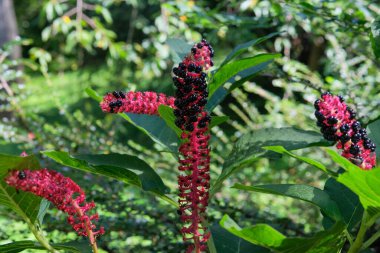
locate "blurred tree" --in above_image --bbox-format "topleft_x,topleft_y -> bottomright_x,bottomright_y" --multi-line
0,0 -> 20,59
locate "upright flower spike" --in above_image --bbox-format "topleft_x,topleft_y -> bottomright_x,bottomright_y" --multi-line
5,169 -> 104,249
314,92 -> 376,170
100,91 -> 175,115
173,39 -> 213,253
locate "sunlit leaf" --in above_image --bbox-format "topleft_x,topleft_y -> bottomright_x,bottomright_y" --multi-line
220,215 -> 346,253
221,32 -> 280,66
208,53 -> 280,96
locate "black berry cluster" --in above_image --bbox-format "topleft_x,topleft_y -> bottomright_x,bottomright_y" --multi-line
173,39 -> 213,132
314,92 -> 376,169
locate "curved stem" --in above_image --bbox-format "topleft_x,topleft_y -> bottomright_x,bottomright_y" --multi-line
26,217 -> 59,253
348,212 -> 369,253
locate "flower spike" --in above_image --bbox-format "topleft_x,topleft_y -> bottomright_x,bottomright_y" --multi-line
173,39 -> 213,252
5,169 -> 104,246
314,92 -> 376,170
100,91 -> 175,115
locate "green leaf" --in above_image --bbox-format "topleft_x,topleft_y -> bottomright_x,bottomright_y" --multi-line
220,215 -> 346,253
85,87 -> 102,102
211,223 -> 270,253
158,105 -> 182,137
264,146 -> 334,175
36,199 -> 50,225
210,116 -> 229,128
206,86 -> 228,112
167,38 -> 193,63
0,142 -> 24,155
370,17 -> 380,58
0,240 -> 90,253
227,60 -> 275,92
233,184 -> 342,222
325,149 -> 358,172
100,7 -> 112,24
85,87 -> 179,152
126,113 -> 179,152
367,118 -> 380,159
325,150 -> 380,217
41,151 -> 177,207
211,128 -> 329,195
335,165 -> 380,217
322,177 -> 363,231
220,215 -> 286,248
208,53 -> 281,96
0,153 -> 42,224
220,32 -> 280,66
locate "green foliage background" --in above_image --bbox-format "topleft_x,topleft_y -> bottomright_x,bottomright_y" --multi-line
0,0 -> 379,252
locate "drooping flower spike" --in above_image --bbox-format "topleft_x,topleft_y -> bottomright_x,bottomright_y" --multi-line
314,92 -> 376,170
100,91 -> 175,115
5,169 -> 104,247
173,39 -> 213,253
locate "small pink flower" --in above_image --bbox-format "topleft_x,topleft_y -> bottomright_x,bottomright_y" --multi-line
314,92 -> 376,170
5,169 -> 104,244
100,91 -> 175,115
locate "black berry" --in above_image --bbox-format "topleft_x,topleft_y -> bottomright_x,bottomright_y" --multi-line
350,144 -> 360,155
340,124 -> 350,133
315,111 -> 325,122
185,123 -> 194,131
327,116 -> 338,125
351,133 -> 362,143
18,171 -> 26,180
352,121 -> 361,132
340,134 -> 350,143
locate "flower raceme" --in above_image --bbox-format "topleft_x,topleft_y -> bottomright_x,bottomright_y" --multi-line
99,39 -> 214,252
173,39 -> 213,253
314,92 -> 376,169
5,169 -> 104,246
100,91 -> 175,115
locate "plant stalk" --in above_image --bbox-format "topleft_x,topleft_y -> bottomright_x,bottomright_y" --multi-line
201,218 -> 217,253
347,212 -> 369,253
362,229 -> 380,250
23,214 -> 59,253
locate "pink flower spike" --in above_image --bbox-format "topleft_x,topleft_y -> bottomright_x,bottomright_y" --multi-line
100,90 -> 175,115
5,169 -> 104,245
314,92 -> 376,170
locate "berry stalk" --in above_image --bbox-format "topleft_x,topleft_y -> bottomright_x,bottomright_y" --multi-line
173,39 -> 214,253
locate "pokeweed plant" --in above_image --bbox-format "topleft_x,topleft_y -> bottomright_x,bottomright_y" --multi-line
0,35 -> 380,253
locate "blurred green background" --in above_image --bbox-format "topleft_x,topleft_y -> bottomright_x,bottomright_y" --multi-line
0,0 -> 379,252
